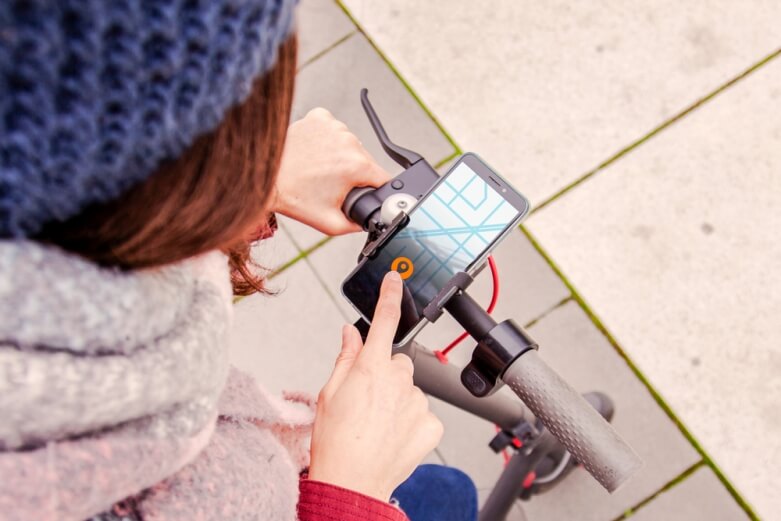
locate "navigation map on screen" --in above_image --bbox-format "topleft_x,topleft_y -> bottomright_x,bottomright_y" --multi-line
343,161 -> 520,341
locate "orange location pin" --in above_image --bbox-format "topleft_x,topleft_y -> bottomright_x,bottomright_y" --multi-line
390,256 -> 414,280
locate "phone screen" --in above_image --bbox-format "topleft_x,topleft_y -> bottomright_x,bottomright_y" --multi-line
342,159 -> 525,344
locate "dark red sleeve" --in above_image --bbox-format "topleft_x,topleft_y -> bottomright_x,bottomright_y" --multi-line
298,479 -> 409,521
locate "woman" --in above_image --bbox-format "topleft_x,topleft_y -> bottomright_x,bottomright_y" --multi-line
0,1 -> 477,520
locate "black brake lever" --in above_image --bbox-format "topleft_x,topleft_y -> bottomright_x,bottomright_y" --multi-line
342,89 -> 441,230
360,88 -> 422,169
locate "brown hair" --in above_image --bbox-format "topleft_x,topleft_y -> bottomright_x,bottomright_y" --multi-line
37,36 -> 298,295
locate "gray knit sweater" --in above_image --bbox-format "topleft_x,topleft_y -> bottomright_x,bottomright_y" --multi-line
0,241 -> 314,520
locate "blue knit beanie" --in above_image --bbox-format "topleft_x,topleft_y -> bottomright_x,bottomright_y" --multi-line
0,0 -> 296,238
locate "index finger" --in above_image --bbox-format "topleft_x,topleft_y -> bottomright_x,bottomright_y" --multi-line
360,271 -> 403,362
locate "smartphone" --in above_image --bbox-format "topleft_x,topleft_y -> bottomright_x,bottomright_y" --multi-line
341,153 -> 530,346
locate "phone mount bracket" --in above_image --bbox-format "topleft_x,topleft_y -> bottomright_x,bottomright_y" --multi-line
359,211 -> 410,261
422,272 -> 474,323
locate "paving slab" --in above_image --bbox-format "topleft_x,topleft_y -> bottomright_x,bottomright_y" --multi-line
427,393 -> 511,491
424,301 -> 698,519
229,257 -> 346,396
340,0 -> 781,205
421,450 -> 444,466
278,214 -> 327,254
292,32 -> 455,177
631,466 -> 749,521
525,56 -> 781,518
506,503 -> 528,521
296,0 -> 354,66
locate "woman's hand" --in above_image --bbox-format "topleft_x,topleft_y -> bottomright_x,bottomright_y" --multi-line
273,108 -> 391,235
308,272 -> 444,501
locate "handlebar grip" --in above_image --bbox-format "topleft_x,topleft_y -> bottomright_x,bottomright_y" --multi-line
502,350 -> 642,492
342,186 -> 382,228
342,187 -> 373,219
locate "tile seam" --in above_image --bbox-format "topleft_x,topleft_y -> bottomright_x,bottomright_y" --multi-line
612,461 -> 705,520
532,47 -> 781,215
297,31 -> 357,72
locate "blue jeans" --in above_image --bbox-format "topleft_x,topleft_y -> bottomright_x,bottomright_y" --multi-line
392,464 -> 478,521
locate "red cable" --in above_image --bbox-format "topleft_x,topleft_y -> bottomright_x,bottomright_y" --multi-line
435,255 -> 499,362
432,256 -> 512,470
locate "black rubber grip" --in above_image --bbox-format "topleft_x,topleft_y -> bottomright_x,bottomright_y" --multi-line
342,186 -> 376,226
502,350 -> 642,492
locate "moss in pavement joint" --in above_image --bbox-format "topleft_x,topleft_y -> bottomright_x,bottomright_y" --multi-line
264,235 -> 333,281
335,0 -> 463,157
519,225 -> 760,520
523,296 -> 573,330
532,47 -> 781,215
268,251 -> 306,280
434,150 -> 462,169
297,30 -> 357,72
613,461 -> 705,520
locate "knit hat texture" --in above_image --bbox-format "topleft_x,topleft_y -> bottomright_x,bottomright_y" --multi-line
0,0 -> 296,237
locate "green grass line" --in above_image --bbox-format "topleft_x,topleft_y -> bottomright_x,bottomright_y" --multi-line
268,251 -> 306,280
523,296 -> 573,330
519,225 -> 760,520
434,150 -> 461,169
532,46 -> 781,215
335,0 -> 463,157
613,461 -> 705,520
269,235 -> 333,279
297,30 -> 357,72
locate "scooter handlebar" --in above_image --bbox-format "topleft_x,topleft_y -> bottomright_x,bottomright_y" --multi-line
342,186 -> 376,226
502,350 -> 643,492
